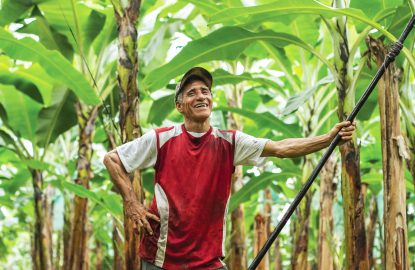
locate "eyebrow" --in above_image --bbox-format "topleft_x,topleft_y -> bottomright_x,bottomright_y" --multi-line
185,86 -> 210,94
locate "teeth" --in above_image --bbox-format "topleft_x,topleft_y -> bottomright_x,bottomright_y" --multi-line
195,104 -> 207,108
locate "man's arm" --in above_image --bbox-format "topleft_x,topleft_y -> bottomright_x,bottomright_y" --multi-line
261,121 -> 356,158
103,150 -> 159,235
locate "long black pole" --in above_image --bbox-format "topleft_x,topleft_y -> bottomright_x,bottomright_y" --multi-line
248,14 -> 415,270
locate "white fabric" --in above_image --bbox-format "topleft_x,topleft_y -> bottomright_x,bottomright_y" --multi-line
116,130 -> 157,173
234,131 -> 269,167
116,126 -> 270,173
211,128 -> 233,145
154,183 -> 169,267
159,125 -> 183,148
187,131 -> 206,138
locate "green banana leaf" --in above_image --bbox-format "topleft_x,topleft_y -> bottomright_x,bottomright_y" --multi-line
7,169 -> 31,194
209,0 -> 415,73
210,0 -> 371,26
213,106 -> 301,139
0,84 -> 43,142
147,93 -> 175,126
0,28 -> 100,105
350,0 -> 398,32
143,26 -> 329,92
0,64 -> 53,107
179,0 -> 228,15
62,181 -> 122,222
38,0 -> 106,55
211,69 -> 285,96
229,172 -> 298,212
361,172 -> 383,194
36,86 -> 78,149
282,75 -> 334,116
0,0 -> 38,27
17,16 -> 74,61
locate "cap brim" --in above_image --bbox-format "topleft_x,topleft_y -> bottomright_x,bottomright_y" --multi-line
175,67 -> 213,101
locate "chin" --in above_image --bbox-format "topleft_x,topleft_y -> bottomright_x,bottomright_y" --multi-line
193,112 -> 211,122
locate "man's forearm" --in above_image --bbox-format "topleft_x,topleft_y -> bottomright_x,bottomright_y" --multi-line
262,134 -> 330,158
104,150 -> 159,234
103,150 -> 139,204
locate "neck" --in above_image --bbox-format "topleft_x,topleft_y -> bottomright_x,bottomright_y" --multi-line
184,118 -> 210,133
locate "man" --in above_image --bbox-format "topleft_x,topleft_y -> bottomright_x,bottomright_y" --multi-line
103,67 -> 356,270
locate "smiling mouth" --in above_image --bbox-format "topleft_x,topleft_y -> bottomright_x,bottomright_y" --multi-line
194,104 -> 208,108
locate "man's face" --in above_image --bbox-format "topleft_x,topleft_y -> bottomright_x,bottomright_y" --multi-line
175,80 -> 213,121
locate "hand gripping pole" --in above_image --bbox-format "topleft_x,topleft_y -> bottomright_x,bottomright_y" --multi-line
248,14 -> 415,270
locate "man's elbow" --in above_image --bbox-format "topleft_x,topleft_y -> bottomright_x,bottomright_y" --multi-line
103,150 -> 118,168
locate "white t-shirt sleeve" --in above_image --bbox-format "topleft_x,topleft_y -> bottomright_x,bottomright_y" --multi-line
234,131 -> 270,167
116,130 -> 157,173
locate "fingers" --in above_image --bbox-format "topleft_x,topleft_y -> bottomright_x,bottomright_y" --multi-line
337,120 -> 356,127
133,215 -> 158,236
146,213 -> 160,223
132,220 -> 140,235
142,219 -> 153,236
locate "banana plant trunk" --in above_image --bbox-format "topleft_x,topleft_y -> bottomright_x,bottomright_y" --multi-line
63,196 -> 73,267
274,236 -> 282,270
113,0 -> 143,269
318,151 -> 337,270
105,131 -> 125,270
67,102 -> 99,270
32,169 -> 53,270
323,1 -> 369,268
96,240 -> 103,270
366,35 -> 409,270
399,39 -> 415,188
253,213 -> 267,270
367,192 -> 378,270
228,165 -> 247,270
291,156 -> 312,270
113,221 -> 125,269
263,188 -> 272,270
227,96 -> 247,270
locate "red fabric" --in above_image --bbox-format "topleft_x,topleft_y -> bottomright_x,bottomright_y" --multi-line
139,125 -> 235,269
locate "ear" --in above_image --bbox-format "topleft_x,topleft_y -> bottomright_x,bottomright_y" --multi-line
175,101 -> 184,114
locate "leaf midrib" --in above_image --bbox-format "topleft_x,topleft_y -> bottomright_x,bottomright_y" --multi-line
18,92 -> 33,143
0,34 -> 94,104
188,0 -> 221,12
42,89 -> 70,160
230,172 -> 300,210
211,6 -> 365,23
16,69 -> 53,90
214,106 -> 299,138
146,33 -> 307,89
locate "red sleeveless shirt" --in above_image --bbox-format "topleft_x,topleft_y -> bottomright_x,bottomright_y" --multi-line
138,125 -> 236,270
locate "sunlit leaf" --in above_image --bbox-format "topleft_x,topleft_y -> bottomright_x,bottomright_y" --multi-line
36,86 -> 78,148
0,84 -> 43,142
282,75 -> 334,116
144,27 -> 325,92
361,172 -> 383,194
0,64 -> 53,107
213,106 -> 301,139
229,172 -> 298,212
0,28 -> 100,105
147,93 -> 175,126
62,181 -> 121,222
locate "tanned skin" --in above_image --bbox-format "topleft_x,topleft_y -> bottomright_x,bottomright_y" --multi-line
104,80 -> 356,235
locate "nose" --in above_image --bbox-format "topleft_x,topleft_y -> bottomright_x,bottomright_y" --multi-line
195,90 -> 206,100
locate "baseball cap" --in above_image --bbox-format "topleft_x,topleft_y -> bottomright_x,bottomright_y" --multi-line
174,67 -> 213,102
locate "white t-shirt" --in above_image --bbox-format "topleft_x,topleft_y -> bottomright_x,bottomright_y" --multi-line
117,126 -> 270,173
